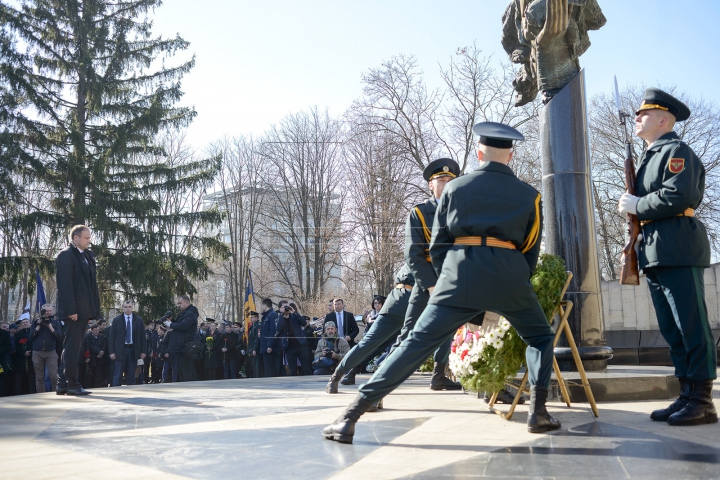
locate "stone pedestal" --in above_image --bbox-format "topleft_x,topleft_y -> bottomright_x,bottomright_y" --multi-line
540,69 -> 613,371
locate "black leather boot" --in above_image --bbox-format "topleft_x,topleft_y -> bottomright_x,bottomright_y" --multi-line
340,365 -> 359,385
322,394 -> 373,444
667,380 -> 718,426
651,377 -> 692,421
484,388 -> 524,404
430,362 -> 462,390
326,370 -> 340,394
527,385 -> 561,433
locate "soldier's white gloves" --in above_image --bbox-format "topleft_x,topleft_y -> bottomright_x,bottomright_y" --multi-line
618,193 -> 639,215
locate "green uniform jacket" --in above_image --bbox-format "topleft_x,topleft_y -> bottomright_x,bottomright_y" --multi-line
248,321 -> 261,354
429,161 -> 542,310
404,197 -> 438,302
635,132 -> 710,269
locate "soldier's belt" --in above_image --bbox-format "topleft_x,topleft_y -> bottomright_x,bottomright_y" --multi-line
640,208 -> 695,226
454,236 -> 517,250
395,283 -> 413,291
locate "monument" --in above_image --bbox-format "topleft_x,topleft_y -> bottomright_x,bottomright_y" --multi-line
502,0 -> 613,370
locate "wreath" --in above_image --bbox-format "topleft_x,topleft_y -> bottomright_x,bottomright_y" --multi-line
449,254 -> 568,393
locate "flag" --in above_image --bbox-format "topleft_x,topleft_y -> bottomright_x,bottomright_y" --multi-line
243,270 -> 256,342
35,270 -> 47,316
18,300 -> 31,322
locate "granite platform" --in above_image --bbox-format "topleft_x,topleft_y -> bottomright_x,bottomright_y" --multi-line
1,371 -> 719,479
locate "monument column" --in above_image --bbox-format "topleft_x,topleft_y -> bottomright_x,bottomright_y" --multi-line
501,0 -> 612,370
540,69 -> 613,371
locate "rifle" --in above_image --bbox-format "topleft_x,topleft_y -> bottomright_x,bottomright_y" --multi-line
615,76 -> 641,285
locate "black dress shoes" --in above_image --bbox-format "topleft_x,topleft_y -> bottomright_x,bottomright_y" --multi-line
66,388 -> 92,396
56,387 -> 67,395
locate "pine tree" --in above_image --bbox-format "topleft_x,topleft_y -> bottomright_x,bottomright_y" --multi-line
1,0 -> 227,318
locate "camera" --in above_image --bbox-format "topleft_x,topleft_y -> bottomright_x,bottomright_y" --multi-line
38,309 -> 54,325
157,310 -> 173,322
324,347 -> 335,358
282,306 -> 291,312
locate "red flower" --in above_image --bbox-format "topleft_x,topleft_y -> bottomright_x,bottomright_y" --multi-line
84,350 -> 91,359
451,344 -> 457,353
460,350 -> 468,361
19,338 -> 28,345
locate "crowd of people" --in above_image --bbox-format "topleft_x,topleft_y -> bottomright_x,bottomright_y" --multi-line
0,293 -> 388,396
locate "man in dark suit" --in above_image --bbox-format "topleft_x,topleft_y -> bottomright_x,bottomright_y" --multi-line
165,295 -> 199,382
108,301 -> 147,386
56,225 -> 102,396
331,299 -> 358,347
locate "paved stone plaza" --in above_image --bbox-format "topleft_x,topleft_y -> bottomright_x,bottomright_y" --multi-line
1,372 -> 719,479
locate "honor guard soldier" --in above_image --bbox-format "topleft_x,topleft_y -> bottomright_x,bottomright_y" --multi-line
618,88 -> 717,426
323,122 -> 559,444
326,264 -> 415,406
389,158 -> 462,391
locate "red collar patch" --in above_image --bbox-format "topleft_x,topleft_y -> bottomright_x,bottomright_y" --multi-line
669,158 -> 685,174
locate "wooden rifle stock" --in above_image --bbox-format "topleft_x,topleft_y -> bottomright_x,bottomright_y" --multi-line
620,141 -> 641,285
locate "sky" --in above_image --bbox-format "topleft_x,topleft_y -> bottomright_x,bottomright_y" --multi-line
150,0 -> 720,151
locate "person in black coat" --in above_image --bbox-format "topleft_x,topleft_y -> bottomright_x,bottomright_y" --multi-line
157,326 -> 172,383
220,323 -> 238,379
108,301 -> 147,386
276,304 -> 310,376
0,326 -> 11,397
164,295 -> 199,382
56,225 -> 102,396
83,325 -> 108,388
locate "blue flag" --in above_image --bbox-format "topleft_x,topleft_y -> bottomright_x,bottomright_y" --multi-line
35,269 -> 46,315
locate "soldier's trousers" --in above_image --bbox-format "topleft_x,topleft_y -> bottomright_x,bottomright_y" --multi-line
391,292 -> 452,364
645,266 -> 717,381
335,311 -> 404,377
359,303 -> 555,404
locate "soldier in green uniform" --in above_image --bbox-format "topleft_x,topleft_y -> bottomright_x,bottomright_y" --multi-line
322,123 -> 559,444
618,88 -> 717,426
326,264 -> 415,402
390,158 -> 462,391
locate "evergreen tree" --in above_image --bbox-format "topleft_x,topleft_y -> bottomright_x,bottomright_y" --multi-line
0,0 -> 227,318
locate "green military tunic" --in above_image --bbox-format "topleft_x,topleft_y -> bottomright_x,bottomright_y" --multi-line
636,132 -> 710,268
359,161 -> 555,403
635,131 -> 716,381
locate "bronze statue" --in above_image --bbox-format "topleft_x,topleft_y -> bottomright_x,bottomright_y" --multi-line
502,0 -> 606,106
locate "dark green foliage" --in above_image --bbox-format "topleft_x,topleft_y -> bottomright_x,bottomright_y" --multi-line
419,355 -> 434,373
0,0 -> 228,318
459,254 -> 568,393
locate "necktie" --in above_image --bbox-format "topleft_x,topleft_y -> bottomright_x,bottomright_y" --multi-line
125,316 -> 132,344
336,312 -> 343,337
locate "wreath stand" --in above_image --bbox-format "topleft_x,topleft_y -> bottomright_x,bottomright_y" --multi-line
487,272 -> 599,420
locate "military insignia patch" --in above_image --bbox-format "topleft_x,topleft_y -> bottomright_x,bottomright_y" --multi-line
669,158 -> 685,174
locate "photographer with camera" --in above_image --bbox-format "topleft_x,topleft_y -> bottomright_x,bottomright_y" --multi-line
30,304 -> 62,393
313,321 -> 349,376
276,302 -> 310,376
